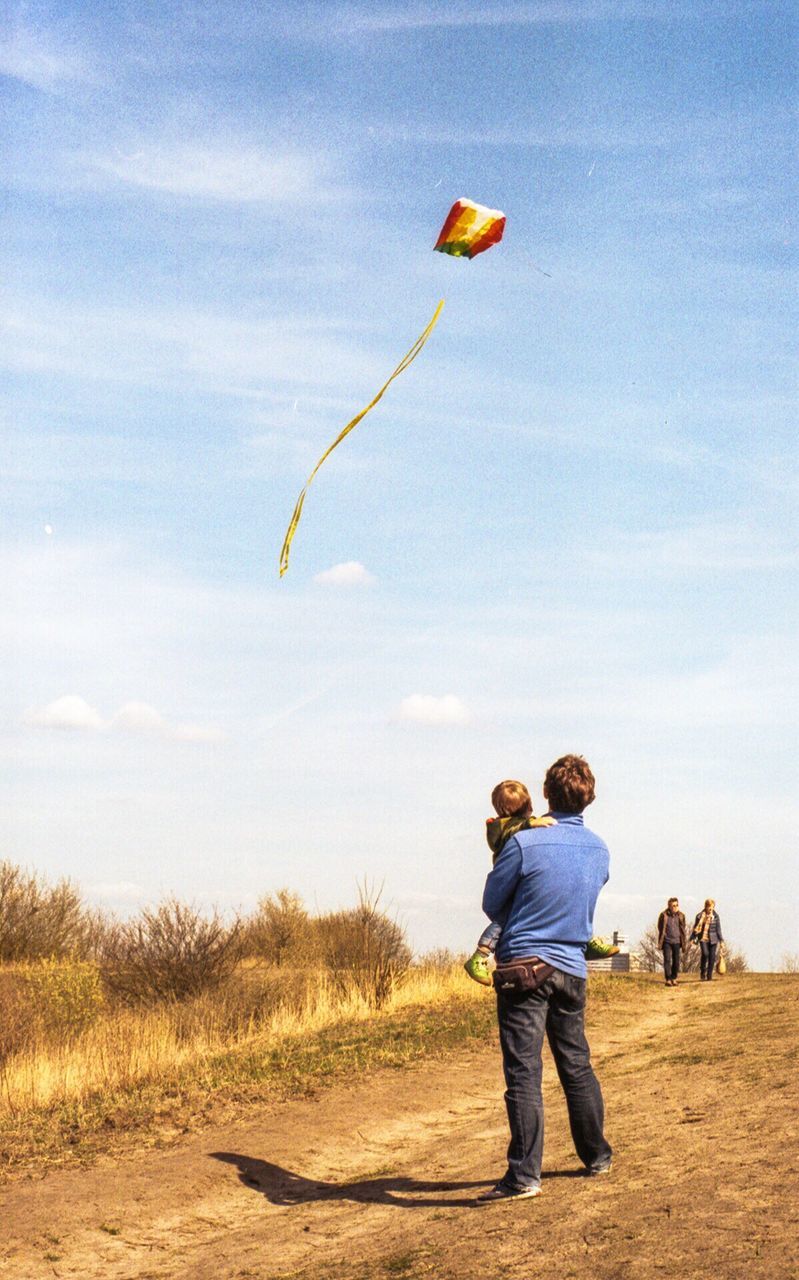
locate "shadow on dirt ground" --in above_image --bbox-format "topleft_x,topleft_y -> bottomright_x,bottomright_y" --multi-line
209,1153 -> 588,1209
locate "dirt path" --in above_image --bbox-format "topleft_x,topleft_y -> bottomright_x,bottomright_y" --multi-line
2,975 -> 797,1280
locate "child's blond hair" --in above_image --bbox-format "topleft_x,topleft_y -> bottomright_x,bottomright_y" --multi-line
491,779 -> 533,818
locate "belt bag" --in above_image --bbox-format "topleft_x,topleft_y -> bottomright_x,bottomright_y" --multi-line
492,955 -> 556,995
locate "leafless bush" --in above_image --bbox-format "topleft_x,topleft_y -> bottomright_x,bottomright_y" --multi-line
0,969 -> 32,1060
779,952 -> 799,974
414,948 -> 464,971
722,946 -> 749,973
638,925 -> 701,973
0,861 -> 95,961
636,926 -> 667,973
242,889 -> 314,964
100,899 -> 242,1004
315,883 -> 411,1007
636,925 -> 747,975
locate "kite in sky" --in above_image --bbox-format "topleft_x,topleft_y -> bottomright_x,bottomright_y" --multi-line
433,197 -> 506,260
279,198 -> 505,577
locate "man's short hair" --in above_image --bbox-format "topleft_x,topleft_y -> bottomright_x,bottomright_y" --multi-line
491,779 -> 533,818
544,754 -> 595,814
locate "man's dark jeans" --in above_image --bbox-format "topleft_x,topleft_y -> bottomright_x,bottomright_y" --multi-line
496,968 -> 612,1189
700,940 -> 718,979
662,942 -> 681,982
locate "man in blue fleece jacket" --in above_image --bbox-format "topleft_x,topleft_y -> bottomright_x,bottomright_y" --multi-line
477,753 -> 613,1202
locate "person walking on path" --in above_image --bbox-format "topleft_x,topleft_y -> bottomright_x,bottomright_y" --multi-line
478,753 -> 613,1202
657,897 -> 687,987
691,899 -> 724,980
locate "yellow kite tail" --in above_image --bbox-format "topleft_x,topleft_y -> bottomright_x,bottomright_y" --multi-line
278,299 -> 445,577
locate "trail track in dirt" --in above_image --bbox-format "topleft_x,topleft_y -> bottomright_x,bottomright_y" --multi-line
2,974 -> 797,1280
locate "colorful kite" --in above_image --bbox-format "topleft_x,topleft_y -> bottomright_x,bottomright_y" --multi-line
434,197 -> 506,260
279,300 -> 444,577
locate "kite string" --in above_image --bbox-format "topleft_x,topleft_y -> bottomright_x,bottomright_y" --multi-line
279,298 -> 445,577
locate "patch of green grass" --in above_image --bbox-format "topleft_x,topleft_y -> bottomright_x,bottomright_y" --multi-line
381,1249 -> 437,1277
384,1253 -> 417,1275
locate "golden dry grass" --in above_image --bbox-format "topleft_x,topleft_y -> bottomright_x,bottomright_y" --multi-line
0,962 -> 472,1120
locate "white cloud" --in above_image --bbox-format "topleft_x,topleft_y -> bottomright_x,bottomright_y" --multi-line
313,561 -> 376,587
398,694 -> 471,726
111,701 -> 167,733
24,695 -> 224,743
89,144 -> 327,203
24,694 -> 104,731
0,27 -> 92,91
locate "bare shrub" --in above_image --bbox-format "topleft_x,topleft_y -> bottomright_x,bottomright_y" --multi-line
779,952 -> 799,974
722,946 -> 749,973
636,925 -> 747,975
100,899 -> 242,1005
315,883 -> 411,1008
636,926 -> 667,973
0,969 -> 32,1060
0,862 -> 94,961
415,948 -> 464,971
243,889 -> 314,965
638,925 -> 700,974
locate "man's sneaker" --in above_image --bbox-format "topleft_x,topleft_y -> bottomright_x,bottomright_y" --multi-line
586,1161 -> 612,1177
477,1181 -> 542,1202
464,950 -> 492,986
585,937 -> 620,960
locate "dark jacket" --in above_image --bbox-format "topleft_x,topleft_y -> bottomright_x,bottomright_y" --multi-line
691,910 -> 723,945
657,909 -> 687,948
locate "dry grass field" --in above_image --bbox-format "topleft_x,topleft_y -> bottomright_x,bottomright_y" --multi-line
2,971 -> 797,1280
0,961 -> 486,1174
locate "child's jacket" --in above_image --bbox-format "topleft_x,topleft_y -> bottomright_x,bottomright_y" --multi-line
486,814 -> 555,864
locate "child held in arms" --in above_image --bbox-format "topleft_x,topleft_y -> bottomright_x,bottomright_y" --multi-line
464,779 -> 618,985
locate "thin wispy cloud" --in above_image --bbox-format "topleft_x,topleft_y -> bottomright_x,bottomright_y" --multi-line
0,299 -> 388,395
341,2 -> 672,32
0,26 -> 93,91
89,143 -> 330,203
365,119 -> 671,151
587,522 -> 799,575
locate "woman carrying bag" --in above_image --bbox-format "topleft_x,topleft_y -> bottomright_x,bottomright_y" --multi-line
691,899 -> 724,981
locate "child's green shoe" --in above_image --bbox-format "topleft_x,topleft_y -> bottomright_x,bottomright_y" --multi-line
585,936 -> 620,960
464,950 -> 492,985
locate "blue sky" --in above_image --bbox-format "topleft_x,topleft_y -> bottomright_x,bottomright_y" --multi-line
2,0 -> 796,968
